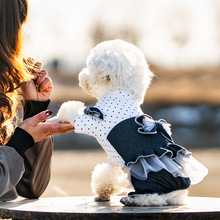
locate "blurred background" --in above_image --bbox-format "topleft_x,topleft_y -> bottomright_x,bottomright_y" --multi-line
22,0 -> 220,198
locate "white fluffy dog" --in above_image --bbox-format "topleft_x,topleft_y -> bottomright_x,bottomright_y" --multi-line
51,39 -> 208,206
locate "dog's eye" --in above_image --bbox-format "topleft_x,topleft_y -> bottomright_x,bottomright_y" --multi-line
106,75 -> 110,81
100,74 -> 110,82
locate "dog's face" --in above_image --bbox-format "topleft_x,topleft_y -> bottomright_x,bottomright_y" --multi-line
79,40 -> 154,103
79,66 -> 112,100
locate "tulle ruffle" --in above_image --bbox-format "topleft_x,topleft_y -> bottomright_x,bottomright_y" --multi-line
128,149 -> 208,185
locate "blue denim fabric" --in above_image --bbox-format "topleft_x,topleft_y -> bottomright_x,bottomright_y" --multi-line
107,116 -> 185,165
107,115 -> 192,194
129,169 -> 191,195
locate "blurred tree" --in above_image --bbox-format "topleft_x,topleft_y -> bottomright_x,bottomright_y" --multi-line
90,21 -> 140,46
167,8 -> 191,48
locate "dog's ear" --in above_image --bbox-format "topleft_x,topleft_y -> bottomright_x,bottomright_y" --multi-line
79,68 -> 90,91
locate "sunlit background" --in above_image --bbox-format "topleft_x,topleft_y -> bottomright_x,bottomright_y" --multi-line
22,0 -> 220,198
24,0 -> 220,68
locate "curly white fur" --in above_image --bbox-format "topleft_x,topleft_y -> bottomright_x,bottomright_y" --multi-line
92,162 -> 188,206
52,40 -> 189,206
120,189 -> 188,206
49,101 -> 85,126
79,39 -> 154,104
91,163 -> 133,201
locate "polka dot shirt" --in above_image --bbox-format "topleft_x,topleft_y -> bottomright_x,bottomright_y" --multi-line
74,90 -> 143,167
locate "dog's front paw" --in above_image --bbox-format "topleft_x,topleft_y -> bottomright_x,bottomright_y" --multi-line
47,116 -> 60,123
55,101 -> 85,125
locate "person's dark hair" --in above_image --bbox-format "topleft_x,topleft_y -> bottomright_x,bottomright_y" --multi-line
0,0 -> 33,144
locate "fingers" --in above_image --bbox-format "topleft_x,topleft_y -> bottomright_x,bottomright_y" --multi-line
23,58 -> 42,76
38,76 -> 53,92
32,62 -> 43,75
24,58 -> 53,93
19,111 -> 74,142
30,110 -> 53,126
35,70 -> 53,92
35,69 -> 47,85
37,122 -> 74,137
47,123 -> 74,135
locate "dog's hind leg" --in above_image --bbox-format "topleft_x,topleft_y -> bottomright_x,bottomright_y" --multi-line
91,163 -> 125,201
120,189 -> 188,206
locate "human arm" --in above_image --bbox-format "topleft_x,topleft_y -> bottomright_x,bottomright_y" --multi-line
17,99 -> 52,198
17,63 -> 55,198
16,110 -> 73,199
0,146 -> 24,201
0,114 -> 51,201
0,109 -> 73,201
15,136 -> 53,198
0,110 -> 73,200
0,106 -> 41,200
0,60 -> 73,200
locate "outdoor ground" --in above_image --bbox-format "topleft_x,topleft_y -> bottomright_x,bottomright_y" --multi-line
42,148 -> 220,198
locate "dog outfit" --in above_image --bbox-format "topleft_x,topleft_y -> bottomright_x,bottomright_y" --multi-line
74,90 -> 208,195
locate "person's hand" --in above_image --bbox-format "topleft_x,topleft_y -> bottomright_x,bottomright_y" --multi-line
21,61 -> 53,101
19,110 -> 74,143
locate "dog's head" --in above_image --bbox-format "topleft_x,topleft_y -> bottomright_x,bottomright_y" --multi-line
79,39 -> 154,104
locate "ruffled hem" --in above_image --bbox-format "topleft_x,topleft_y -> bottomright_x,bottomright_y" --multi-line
128,151 -> 208,185
127,114 -> 208,185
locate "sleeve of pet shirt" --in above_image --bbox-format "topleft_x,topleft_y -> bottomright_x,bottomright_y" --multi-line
74,114 -> 101,137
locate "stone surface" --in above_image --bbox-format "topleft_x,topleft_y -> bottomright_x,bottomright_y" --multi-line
0,196 -> 220,220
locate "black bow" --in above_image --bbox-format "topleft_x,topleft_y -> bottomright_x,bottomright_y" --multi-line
84,107 -> 104,119
135,114 -> 173,143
